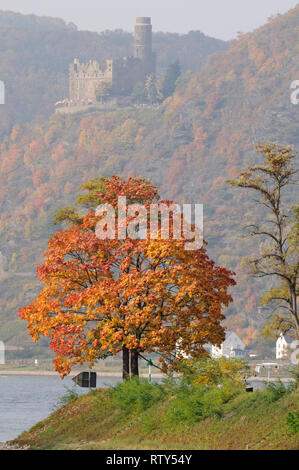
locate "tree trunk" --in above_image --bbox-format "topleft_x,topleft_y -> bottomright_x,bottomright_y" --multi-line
130,349 -> 139,377
291,286 -> 299,338
122,346 -> 130,381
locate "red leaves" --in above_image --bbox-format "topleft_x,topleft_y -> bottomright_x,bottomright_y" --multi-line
19,177 -> 236,377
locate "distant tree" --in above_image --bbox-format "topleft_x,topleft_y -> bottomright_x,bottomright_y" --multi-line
161,60 -> 181,99
145,75 -> 159,105
96,81 -> 112,104
131,82 -> 147,104
179,356 -> 250,387
227,143 -> 299,339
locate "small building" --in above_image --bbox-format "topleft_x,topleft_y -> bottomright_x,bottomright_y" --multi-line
276,333 -> 292,360
229,347 -> 246,359
211,331 -> 246,359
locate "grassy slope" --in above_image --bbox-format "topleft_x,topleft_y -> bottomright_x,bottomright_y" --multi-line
13,387 -> 299,450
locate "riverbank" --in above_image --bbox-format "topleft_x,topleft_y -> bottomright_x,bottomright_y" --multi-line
12,380 -> 299,450
0,443 -> 28,450
0,369 -> 163,378
0,369 -> 294,383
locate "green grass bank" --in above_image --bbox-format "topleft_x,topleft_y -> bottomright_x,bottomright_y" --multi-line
12,376 -> 299,450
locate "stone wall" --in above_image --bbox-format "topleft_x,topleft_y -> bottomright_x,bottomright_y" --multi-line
69,17 -> 156,104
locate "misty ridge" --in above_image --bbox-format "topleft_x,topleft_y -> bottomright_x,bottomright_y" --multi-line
0,10 -> 227,137
0,5 -> 298,359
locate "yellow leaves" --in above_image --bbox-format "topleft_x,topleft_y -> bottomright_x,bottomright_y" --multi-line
119,255 -> 131,271
18,176 -> 236,377
188,357 -> 249,387
51,142 -> 67,163
224,70 -> 237,82
23,139 -> 45,166
247,40 -> 265,68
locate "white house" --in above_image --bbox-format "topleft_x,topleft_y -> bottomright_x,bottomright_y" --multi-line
211,331 -> 246,359
276,333 -> 292,360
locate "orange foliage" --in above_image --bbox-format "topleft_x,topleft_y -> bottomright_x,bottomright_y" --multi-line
19,177 -> 235,377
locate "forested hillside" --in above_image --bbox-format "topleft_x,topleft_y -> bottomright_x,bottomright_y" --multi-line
0,10 -> 226,137
1,7 -> 299,354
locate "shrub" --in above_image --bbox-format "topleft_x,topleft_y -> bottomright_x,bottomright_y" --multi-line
109,378 -> 165,414
166,380 -> 241,424
178,357 -> 250,387
287,366 -> 299,389
286,411 -> 299,434
166,384 -> 206,424
53,386 -> 80,410
263,381 -> 287,403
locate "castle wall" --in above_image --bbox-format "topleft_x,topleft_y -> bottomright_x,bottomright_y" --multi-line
69,59 -> 113,103
113,57 -> 148,95
69,18 -> 156,104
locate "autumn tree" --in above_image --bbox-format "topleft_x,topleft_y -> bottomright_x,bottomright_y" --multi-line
131,82 -> 147,105
145,75 -> 159,105
161,60 -> 181,99
228,143 -> 299,339
19,176 -> 235,379
96,81 -> 112,104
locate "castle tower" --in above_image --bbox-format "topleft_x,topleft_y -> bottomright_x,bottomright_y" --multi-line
68,18 -> 157,103
134,17 -> 155,77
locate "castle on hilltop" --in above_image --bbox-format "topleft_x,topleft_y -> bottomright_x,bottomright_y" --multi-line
69,17 -> 156,104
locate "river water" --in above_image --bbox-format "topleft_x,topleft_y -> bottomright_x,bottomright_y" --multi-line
0,374 -> 122,442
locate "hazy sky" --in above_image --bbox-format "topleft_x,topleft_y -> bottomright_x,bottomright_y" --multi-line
1,0 -> 298,40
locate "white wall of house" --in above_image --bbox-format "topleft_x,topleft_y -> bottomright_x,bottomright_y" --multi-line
211,344 -> 223,358
211,332 -> 245,359
276,334 -> 290,359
